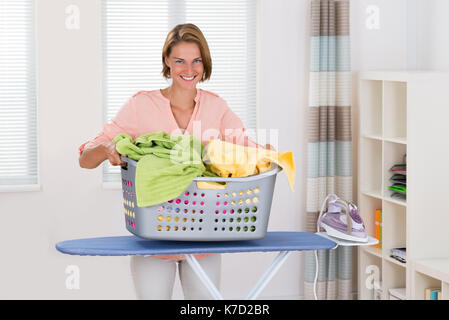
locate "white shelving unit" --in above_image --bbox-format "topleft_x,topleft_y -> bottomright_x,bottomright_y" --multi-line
357,70 -> 449,300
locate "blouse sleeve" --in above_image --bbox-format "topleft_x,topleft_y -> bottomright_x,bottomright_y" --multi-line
78,96 -> 138,154
220,103 -> 262,148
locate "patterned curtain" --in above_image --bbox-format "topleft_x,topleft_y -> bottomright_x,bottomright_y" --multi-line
304,0 -> 353,300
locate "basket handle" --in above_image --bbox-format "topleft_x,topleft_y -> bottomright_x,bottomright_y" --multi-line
196,181 -> 228,190
120,155 -> 128,170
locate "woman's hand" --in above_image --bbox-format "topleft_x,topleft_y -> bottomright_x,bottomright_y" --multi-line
102,141 -> 127,166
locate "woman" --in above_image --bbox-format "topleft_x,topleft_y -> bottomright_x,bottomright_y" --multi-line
79,23 -> 271,299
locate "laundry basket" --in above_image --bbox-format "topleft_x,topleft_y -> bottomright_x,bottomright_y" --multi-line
120,156 -> 282,241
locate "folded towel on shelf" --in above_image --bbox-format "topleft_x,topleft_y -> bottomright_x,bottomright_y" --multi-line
390,174 -> 407,185
114,131 -> 216,207
389,184 -> 407,194
202,139 -> 296,192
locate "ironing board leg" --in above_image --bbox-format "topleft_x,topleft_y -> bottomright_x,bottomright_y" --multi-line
185,254 -> 224,300
245,251 -> 292,300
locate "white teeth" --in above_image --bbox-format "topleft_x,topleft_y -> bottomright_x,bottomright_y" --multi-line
181,75 -> 195,81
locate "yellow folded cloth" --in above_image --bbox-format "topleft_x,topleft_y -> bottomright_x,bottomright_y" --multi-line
202,139 -> 295,192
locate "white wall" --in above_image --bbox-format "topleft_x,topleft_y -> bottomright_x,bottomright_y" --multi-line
0,0 -> 308,299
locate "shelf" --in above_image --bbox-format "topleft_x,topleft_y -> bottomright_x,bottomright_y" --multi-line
384,255 -> 406,268
414,258 -> 449,284
362,134 -> 383,142
362,135 -> 407,145
383,137 -> 407,145
383,195 -> 407,207
361,190 -> 383,200
362,245 -> 382,259
359,70 -> 449,300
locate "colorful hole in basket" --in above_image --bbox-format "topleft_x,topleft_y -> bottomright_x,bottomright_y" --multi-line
176,199 -> 181,204
192,201 -> 196,205
216,202 -> 220,206
223,210 -> 227,214
230,209 -> 235,214
245,208 -> 250,213
237,208 -> 242,214
215,210 -> 219,214
254,188 -> 260,193
216,193 -> 220,198
200,201 -> 204,206
185,192 -> 190,196
175,208 -> 180,213
200,210 -> 204,214
252,206 -> 258,213
184,200 -> 189,205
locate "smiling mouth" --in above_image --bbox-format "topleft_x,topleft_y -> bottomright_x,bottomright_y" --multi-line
180,75 -> 196,81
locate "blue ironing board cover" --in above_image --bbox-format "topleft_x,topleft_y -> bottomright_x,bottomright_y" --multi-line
55,232 -> 337,256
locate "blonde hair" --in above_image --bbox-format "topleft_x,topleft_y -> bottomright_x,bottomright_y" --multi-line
162,23 -> 212,82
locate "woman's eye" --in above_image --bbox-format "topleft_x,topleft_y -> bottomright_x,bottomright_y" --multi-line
194,59 -> 202,63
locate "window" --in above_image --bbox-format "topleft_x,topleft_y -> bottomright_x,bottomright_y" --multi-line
101,0 -> 257,182
0,0 -> 38,187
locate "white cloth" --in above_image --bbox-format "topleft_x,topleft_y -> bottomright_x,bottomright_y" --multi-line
130,254 -> 221,300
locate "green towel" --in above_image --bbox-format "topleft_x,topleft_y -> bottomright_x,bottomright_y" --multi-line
389,184 -> 406,194
114,131 -> 217,207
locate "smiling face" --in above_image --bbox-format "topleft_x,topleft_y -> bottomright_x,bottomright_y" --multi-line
164,41 -> 204,90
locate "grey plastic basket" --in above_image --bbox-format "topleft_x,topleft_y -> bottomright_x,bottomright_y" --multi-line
120,156 -> 282,241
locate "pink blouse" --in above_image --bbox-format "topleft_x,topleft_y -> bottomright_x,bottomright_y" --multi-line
79,88 -> 260,260
79,89 -> 260,153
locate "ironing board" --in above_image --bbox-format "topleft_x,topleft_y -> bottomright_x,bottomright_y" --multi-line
56,231 -> 337,300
